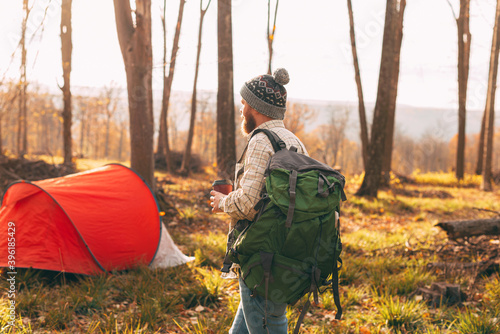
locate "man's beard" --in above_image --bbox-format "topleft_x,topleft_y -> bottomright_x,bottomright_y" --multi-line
241,112 -> 257,136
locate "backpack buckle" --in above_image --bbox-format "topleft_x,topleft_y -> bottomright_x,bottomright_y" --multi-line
317,173 -> 336,198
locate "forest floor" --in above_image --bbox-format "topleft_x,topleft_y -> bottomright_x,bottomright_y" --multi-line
1,160 -> 500,333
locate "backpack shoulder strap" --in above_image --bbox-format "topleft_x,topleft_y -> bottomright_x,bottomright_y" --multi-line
251,128 -> 286,153
237,128 -> 286,164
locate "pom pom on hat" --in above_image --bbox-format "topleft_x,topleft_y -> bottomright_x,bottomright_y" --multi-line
273,68 -> 290,86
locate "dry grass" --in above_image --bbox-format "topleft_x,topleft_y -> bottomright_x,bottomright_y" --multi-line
1,169 -> 499,333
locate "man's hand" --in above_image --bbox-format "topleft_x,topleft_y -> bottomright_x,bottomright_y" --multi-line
210,190 -> 225,213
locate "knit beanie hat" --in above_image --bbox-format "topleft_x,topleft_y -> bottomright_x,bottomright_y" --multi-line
240,68 -> 290,120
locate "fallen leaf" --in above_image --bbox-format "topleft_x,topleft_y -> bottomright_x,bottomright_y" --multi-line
359,326 -> 371,334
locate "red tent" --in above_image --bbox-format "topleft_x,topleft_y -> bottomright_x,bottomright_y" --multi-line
0,164 -> 161,275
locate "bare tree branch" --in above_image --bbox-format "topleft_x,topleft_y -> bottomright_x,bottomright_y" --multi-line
29,0 -> 53,44
202,0 -> 212,12
445,0 -> 458,20
267,0 -> 279,74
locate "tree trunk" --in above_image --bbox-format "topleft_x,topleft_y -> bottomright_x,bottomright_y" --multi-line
456,0 -> 471,180
105,117 -> 111,157
355,0 -> 406,197
381,0 -> 405,186
113,0 -> 155,188
103,85 -> 118,159
475,111 -> 486,175
94,129 -> 100,159
44,114 -> 50,153
217,0 -> 236,179
267,0 -> 279,75
0,114 -> 3,155
437,217 -> 500,239
79,106 -> 86,156
18,0 -> 29,158
61,0 -> 73,166
0,89 -> 18,156
481,0 -> 500,191
180,0 -> 211,175
347,0 -> 369,170
157,0 -> 168,158
118,118 -> 126,161
86,108 -> 92,156
157,0 -> 186,172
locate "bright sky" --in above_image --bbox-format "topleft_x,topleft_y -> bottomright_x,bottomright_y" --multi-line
0,0 -> 498,110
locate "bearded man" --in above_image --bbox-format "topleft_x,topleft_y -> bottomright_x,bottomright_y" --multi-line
210,68 -> 308,334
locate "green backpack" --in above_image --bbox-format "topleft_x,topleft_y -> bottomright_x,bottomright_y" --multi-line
222,129 -> 346,332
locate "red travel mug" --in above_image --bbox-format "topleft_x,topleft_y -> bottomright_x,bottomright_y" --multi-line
212,179 -> 233,195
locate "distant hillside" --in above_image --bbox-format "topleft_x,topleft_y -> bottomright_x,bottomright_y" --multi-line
61,85 -> 489,143
156,90 -> 486,142
291,98 -> 485,142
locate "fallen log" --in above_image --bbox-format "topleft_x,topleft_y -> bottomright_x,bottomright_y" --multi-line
436,218 -> 500,239
426,261 -> 488,271
412,282 -> 466,307
427,261 -> 499,278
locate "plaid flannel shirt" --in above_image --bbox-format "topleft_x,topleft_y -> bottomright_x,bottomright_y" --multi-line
219,120 -> 308,221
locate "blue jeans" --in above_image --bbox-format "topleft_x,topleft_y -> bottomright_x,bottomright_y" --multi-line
229,278 -> 288,334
